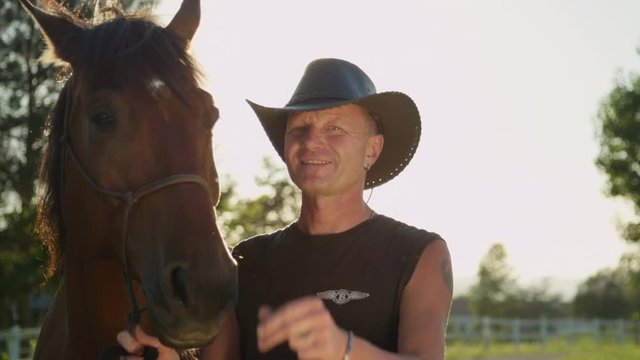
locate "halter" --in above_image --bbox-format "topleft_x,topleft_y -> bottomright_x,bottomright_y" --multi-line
59,78 -> 212,359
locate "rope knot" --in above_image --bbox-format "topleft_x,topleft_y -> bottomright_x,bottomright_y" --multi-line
124,192 -> 135,207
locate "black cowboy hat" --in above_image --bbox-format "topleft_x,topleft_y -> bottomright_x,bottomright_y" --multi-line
247,58 -> 421,189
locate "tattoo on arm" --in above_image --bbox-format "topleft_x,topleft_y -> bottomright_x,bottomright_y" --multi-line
440,257 -> 453,295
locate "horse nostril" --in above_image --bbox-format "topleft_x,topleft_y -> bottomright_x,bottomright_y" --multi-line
170,265 -> 190,307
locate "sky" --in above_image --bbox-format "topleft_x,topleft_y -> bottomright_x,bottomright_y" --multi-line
155,0 -> 640,297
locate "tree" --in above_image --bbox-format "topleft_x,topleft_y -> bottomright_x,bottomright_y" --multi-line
572,253 -> 640,319
0,0 -> 157,328
573,268 -> 633,319
0,0 -> 71,329
217,157 -> 301,246
613,252 -> 640,317
596,64 -> 640,243
468,243 -> 519,317
468,243 -> 566,318
595,56 -> 640,316
512,279 -> 567,318
0,207 -> 52,327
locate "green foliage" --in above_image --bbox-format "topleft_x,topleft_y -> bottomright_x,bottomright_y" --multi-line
446,338 -> 640,360
469,243 -> 520,317
589,52 -> 640,317
0,0 -> 61,329
0,207 -> 54,327
573,253 -> 640,319
0,0 -> 59,209
596,68 -> 640,243
511,279 -> 567,318
469,243 -> 566,318
573,269 -> 631,319
617,252 -> 640,316
217,157 -> 300,246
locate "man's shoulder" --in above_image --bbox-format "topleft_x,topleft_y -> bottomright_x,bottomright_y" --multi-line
231,226 -> 289,260
376,214 -> 443,245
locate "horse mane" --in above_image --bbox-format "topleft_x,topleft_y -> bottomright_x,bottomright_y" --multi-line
35,0 -> 205,278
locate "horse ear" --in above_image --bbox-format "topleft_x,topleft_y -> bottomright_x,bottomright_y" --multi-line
166,0 -> 200,45
19,0 -> 83,64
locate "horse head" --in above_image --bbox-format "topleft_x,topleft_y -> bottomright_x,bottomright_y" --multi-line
21,0 -> 237,354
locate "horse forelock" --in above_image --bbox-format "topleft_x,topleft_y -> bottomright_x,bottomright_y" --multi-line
78,15 -> 203,106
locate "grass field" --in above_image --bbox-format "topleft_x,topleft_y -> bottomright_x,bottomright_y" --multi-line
2,337 -> 639,360
446,338 -> 640,360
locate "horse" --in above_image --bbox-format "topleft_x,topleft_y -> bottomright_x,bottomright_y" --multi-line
19,0 -> 238,358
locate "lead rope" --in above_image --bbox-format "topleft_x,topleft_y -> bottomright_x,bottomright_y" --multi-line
59,78 -> 211,360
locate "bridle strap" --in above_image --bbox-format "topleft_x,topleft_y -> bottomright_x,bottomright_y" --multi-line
59,78 -> 212,358
62,139 -> 212,202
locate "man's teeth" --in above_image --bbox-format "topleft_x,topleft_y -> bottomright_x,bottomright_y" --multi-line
302,160 -> 330,164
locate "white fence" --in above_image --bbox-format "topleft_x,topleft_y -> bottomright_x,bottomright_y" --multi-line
0,326 -> 39,360
447,315 -> 640,347
3,317 -> 640,358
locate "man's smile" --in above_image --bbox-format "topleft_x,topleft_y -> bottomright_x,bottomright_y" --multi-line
301,159 -> 332,165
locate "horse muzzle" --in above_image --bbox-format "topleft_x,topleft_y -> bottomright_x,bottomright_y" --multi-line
146,259 -> 238,349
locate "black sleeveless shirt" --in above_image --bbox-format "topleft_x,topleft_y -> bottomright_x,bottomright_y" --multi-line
232,214 -> 442,360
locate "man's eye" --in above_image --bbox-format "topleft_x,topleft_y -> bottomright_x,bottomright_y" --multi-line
287,126 -> 305,135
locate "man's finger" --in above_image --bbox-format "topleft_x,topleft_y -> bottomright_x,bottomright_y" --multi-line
257,321 -> 290,353
257,297 -> 326,352
258,305 -> 273,322
116,330 -> 144,355
134,325 -> 163,348
259,297 -> 323,334
287,327 -> 315,352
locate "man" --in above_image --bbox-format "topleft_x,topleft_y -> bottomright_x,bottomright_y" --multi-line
118,58 -> 453,359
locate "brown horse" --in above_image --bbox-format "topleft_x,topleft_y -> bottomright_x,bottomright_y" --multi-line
19,0 -> 237,358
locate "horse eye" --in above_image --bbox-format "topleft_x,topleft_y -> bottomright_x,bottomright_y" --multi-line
90,109 -> 116,131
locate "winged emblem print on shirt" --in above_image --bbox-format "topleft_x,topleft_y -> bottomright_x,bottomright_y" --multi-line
317,289 -> 370,305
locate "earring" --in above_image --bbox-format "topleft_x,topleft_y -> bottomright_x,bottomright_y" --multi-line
364,164 -> 371,171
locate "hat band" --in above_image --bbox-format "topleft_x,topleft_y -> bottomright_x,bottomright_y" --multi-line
288,91 -> 361,106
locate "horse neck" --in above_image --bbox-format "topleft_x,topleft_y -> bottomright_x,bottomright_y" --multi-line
61,212 -> 135,357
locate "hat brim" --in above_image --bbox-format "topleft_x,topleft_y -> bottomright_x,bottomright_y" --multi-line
247,91 -> 421,189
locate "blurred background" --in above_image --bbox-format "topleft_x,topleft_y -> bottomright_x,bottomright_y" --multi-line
2,0 -> 640,358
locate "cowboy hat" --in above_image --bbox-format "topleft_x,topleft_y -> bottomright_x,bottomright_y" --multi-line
246,58 -> 421,189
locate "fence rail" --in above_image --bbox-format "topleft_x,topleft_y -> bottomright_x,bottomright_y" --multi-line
447,315 -> 640,348
2,317 -> 640,359
0,325 -> 39,360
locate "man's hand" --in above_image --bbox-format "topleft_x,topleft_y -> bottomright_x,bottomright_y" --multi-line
257,296 -> 349,360
116,325 -> 180,360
